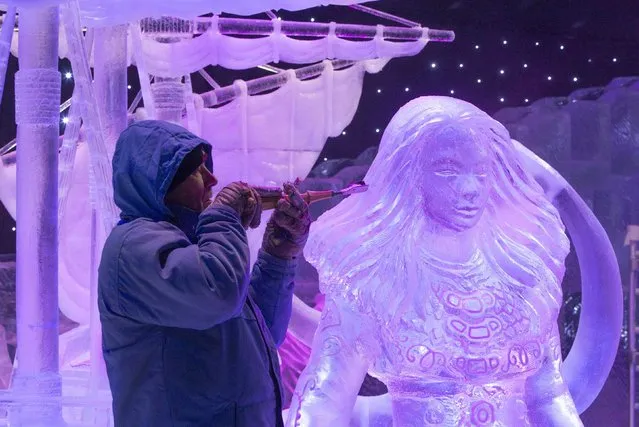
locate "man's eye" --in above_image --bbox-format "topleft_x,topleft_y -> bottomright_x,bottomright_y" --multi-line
434,170 -> 457,177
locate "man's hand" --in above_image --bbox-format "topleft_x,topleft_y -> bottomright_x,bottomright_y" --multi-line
262,182 -> 311,260
212,182 -> 262,229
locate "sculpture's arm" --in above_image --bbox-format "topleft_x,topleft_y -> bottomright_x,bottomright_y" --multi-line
286,297 -> 374,427
525,326 -> 584,427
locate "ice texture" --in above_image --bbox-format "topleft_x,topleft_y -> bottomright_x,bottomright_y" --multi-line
287,96 -> 621,426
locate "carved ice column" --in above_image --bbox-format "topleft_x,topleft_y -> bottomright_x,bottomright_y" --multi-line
89,25 -> 129,396
94,25 -> 129,156
152,77 -> 185,123
11,6 -> 65,427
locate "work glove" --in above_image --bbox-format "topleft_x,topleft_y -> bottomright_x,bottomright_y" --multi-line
212,182 -> 262,229
262,182 -> 311,260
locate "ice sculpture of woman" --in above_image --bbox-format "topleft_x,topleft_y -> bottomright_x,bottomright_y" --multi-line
287,96 -> 619,426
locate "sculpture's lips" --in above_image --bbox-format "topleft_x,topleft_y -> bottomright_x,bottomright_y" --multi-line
455,206 -> 479,216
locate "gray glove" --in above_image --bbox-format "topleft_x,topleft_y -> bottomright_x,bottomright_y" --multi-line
261,182 -> 311,260
212,182 -> 262,229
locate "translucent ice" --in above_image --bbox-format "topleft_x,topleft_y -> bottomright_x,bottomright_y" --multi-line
287,96 -> 620,426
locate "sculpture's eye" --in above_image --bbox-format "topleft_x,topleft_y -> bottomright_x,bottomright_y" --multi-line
434,170 -> 458,177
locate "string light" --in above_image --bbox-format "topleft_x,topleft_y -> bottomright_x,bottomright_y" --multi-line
62,117 -> 69,124
342,131 -> 346,135
127,84 -> 132,89
613,57 -> 618,62
405,87 -> 410,92
523,63 -> 528,68
430,62 -> 437,69
64,72 -> 72,79
477,78 -> 482,83
459,63 -> 464,68
525,98 -> 529,103
323,157 -> 327,161
547,76 -> 553,81
573,76 -> 579,82
375,128 -> 380,133
450,90 -> 455,94
11,227 -> 15,232
560,45 -> 565,50
475,45 -> 480,50
502,40 -> 508,45
310,18 -> 315,22
535,42 -> 540,46
499,97 -> 505,102
499,69 -> 505,75
588,58 -> 593,63
377,89 -> 382,93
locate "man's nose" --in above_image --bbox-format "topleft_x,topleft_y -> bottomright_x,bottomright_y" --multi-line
203,168 -> 218,188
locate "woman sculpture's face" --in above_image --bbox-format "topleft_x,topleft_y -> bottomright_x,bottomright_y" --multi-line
420,126 -> 492,232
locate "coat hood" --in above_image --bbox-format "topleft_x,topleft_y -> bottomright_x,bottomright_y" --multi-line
112,120 -> 213,221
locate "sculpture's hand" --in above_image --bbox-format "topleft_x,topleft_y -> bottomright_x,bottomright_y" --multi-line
525,329 -> 583,427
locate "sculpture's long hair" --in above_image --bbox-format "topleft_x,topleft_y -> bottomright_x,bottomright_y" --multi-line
305,96 -> 570,324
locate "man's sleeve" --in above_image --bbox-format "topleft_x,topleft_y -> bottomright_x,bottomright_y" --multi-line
249,250 -> 297,346
109,205 -> 251,330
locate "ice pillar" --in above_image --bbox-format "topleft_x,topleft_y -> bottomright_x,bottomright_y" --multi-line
152,77 -> 185,123
11,6 -> 65,426
89,25 -> 129,393
94,25 -> 129,156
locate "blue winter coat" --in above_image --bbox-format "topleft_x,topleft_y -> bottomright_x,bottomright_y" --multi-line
98,121 -> 296,427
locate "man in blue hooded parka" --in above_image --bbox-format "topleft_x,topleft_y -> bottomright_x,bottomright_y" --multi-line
98,120 -> 310,427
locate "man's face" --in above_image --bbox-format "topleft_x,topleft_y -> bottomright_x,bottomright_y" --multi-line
165,150 -> 218,213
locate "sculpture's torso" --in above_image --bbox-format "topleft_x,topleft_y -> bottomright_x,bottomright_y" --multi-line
366,251 -> 558,426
